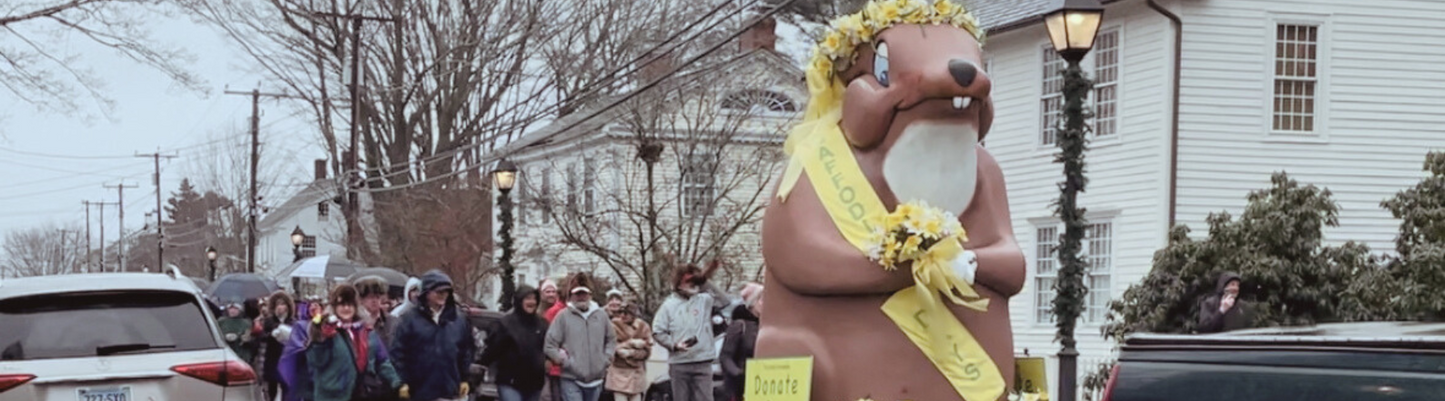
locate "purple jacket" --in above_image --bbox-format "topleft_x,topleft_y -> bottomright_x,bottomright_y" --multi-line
279,319 -> 312,401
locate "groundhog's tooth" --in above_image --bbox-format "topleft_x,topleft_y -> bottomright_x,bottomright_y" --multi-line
952,96 -> 971,110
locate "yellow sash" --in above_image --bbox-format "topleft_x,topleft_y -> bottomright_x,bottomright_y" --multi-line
782,118 -> 1005,401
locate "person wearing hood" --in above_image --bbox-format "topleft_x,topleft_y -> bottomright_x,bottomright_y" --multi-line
719,283 -> 762,401
606,301 -> 651,401
391,277 -> 424,318
306,284 -> 403,401
480,285 -> 550,401
258,291 -> 297,401
544,273 -> 617,401
652,263 -> 728,401
1198,272 -> 1251,333
217,303 -> 255,362
391,270 -> 476,401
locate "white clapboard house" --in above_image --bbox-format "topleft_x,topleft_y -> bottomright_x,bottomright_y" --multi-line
972,0 -> 1445,395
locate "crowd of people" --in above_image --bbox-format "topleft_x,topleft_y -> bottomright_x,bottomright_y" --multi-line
484,263 -> 763,401
213,264 -> 763,401
215,270 -> 477,401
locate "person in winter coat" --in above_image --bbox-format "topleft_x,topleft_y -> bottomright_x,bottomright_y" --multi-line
258,291 -> 297,401
391,277 -> 424,318
719,283 -> 762,401
1198,272 -> 1252,333
479,285 -> 550,401
281,298 -> 315,401
218,303 -> 256,362
606,301 -> 651,401
391,270 -> 476,401
653,263 -> 729,401
306,284 -> 404,401
544,274 -> 617,401
540,278 -> 565,401
354,276 -> 398,346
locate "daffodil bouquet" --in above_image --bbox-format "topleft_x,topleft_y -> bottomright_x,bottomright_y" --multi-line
866,201 -> 967,271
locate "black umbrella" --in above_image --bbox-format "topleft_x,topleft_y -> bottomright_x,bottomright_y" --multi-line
349,267 -> 410,299
207,273 -> 281,304
348,267 -> 409,287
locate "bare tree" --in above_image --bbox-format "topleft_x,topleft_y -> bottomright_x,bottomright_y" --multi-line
531,65 -> 796,313
0,0 -> 203,118
2,224 -> 87,277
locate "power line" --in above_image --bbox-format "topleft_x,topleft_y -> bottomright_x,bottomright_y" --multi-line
0,147 -> 137,160
308,0 -> 757,189
350,2 -> 794,194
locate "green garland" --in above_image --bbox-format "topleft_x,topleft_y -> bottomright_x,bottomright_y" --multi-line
498,191 -> 517,311
1051,62 -> 1094,344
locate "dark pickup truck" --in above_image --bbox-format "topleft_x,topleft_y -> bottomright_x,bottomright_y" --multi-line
1104,322 -> 1445,401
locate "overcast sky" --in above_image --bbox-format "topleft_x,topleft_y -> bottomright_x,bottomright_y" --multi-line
0,14 -> 317,241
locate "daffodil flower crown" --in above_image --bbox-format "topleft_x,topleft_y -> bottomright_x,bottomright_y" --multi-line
809,0 -> 985,81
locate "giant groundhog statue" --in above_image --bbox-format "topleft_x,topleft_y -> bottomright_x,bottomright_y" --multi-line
756,1 -> 1026,401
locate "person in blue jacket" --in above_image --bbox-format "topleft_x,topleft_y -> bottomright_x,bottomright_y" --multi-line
391,270 -> 476,401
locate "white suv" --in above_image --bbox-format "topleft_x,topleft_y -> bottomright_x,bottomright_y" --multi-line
0,270 -> 262,401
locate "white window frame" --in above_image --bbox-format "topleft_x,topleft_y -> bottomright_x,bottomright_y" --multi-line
1038,25 -> 1125,149
583,157 -> 597,215
1030,219 -> 1115,326
1265,14 -> 1330,140
566,162 -> 579,215
1039,45 -> 1066,147
301,235 -> 318,258
720,89 -> 798,116
1092,28 -> 1121,139
540,168 -> 553,224
681,153 -> 717,218
515,168 -> 528,227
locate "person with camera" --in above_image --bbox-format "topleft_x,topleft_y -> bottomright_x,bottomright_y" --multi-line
653,263 -> 728,401
306,284 -> 403,401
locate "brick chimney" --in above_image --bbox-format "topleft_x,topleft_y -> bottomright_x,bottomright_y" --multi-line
639,49 -> 675,83
315,159 -> 327,180
740,16 -> 778,52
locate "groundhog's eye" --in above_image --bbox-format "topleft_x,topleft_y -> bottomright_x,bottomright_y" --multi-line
874,42 -> 890,87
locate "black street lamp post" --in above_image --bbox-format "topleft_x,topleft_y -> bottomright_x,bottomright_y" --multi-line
206,246 -> 219,282
291,226 -> 306,263
492,159 -> 519,311
1044,1 -> 1104,401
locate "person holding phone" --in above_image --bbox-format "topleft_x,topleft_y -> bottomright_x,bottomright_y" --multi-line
1197,272 -> 1251,333
653,262 -> 729,401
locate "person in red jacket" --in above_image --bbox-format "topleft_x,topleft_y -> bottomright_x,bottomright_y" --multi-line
541,279 -> 567,401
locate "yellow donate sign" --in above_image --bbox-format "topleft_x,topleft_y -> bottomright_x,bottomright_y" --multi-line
1015,356 -> 1050,401
745,357 -> 813,401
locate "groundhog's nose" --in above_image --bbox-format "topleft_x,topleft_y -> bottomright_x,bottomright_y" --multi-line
948,59 -> 978,88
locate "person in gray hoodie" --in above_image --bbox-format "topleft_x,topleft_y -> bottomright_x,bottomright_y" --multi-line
544,274 -> 616,401
652,263 -> 729,401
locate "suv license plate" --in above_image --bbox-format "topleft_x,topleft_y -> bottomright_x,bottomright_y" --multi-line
78,386 -> 131,401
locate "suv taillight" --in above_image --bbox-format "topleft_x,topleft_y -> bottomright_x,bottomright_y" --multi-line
171,361 -> 256,386
0,374 -> 35,393
1100,363 -> 1122,401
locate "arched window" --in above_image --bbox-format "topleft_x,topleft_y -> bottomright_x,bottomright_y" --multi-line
721,89 -> 797,113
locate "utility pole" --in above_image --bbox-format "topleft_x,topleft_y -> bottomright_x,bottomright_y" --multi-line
104,183 -> 138,272
57,229 -> 73,275
313,11 -> 398,261
93,201 -> 118,272
83,201 -> 92,273
136,151 -> 178,271
224,88 -> 301,274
